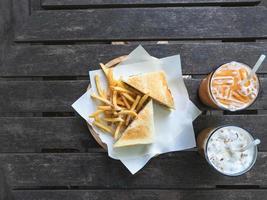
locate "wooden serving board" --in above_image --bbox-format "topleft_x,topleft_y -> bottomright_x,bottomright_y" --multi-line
86,55 -> 128,150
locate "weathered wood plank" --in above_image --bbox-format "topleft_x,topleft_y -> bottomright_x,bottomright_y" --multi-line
2,43 -> 267,77
0,2 -> 15,199
0,0 -> 12,66
1,152 -> 267,188
12,0 -> 30,31
31,0 -> 42,11
0,80 -> 89,112
0,79 -> 266,112
0,167 -> 14,200
15,7 -> 267,41
13,189 -> 267,200
0,0 -> 12,39
0,0 -> 9,40
259,0 -> 267,7
0,115 -> 266,153
0,117 -> 99,153
41,0 -> 260,8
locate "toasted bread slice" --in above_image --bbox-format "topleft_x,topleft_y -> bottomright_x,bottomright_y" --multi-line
114,100 -> 154,148
123,71 -> 174,108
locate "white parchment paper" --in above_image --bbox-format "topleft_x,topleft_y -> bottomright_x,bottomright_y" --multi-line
72,45 -> 201,174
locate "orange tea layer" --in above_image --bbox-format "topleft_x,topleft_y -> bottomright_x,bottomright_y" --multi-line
210,62 -> 259,111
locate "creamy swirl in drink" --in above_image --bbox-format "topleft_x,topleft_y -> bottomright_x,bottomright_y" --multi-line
206,126 -> 257,176
210,62 -> 259,111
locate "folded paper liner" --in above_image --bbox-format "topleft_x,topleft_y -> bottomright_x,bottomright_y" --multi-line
72,45 -> 201,174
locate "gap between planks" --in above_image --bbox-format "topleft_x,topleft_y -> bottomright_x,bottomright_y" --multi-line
11,187 -> 264,191
40,1 -> 261,10
15,38 -> 261,44
23,39 -> 262,45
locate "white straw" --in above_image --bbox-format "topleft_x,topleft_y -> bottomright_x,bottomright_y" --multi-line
234,139 -> 261,152
241,55 -> 266,85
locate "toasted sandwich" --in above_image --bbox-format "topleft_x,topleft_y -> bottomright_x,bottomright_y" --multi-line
114,100 -> 154,148
123,71 -> 174,109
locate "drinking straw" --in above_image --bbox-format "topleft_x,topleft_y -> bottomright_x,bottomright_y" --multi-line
234,139 -> 261,152
240,54 -> 266,85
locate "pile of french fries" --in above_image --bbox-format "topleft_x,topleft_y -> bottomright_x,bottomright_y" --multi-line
90,63 -> 150,140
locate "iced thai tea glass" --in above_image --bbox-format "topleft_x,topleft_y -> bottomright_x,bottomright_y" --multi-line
199,62 -> 260,111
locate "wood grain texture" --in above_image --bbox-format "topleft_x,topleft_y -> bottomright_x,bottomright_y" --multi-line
15,7 -> 267,42
0,79 -> 266,112
12,0 -> 30,31
2,43 -> 267,77
0,167 -> 14,200
0,115 -> 267,152
260,0 -> 267,6
13,189 -> 267,200
0,0 -> 12,67
41,0 -> 260,8
0,0 -> 12,39
1,152 -> 267,188
31,0 -> 42,11
0,117 -> 99,153
0,1 -> 17,198
0,80 -> 89,112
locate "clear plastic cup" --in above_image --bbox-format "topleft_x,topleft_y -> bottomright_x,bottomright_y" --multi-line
197,126 -> 258,176
199,62 -> 260,111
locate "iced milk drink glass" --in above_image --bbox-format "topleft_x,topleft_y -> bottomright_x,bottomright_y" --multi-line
199,62 -> 260,111
197,126 -> 258,176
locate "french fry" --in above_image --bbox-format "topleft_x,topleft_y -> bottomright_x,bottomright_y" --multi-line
121,92 -> 135,102
117,102 -> 127,109
121,95 -> 131,109
125,117 -> 131,126
94,115 -> 100,122
107,68 -> 115,86
98,105 -> 113,110
108,89 -> 113,103
89,110 -> 104,118
103,117 -> 124,122
91,93 -> 112,106
126,95 -> 141,125
136,93 -> 150,111
114,121 -> 123,140
112,90 -> 117,107
100,63 -> 109,76
93,120 -> 113,134
100,63 -> 114,86
112,111 -> 119,116
103,112 -> 112,120
104,110 -> 115,115
117,99 -> 126,107
116,80 -> 126,87
111,86 -> 135,95
102,90 -> 107,100
95,75 -> 106,98
132,95 -> 141,109
117,110 -> 138,117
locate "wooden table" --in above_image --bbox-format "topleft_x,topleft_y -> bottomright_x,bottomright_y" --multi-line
1,0 -> 267,199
